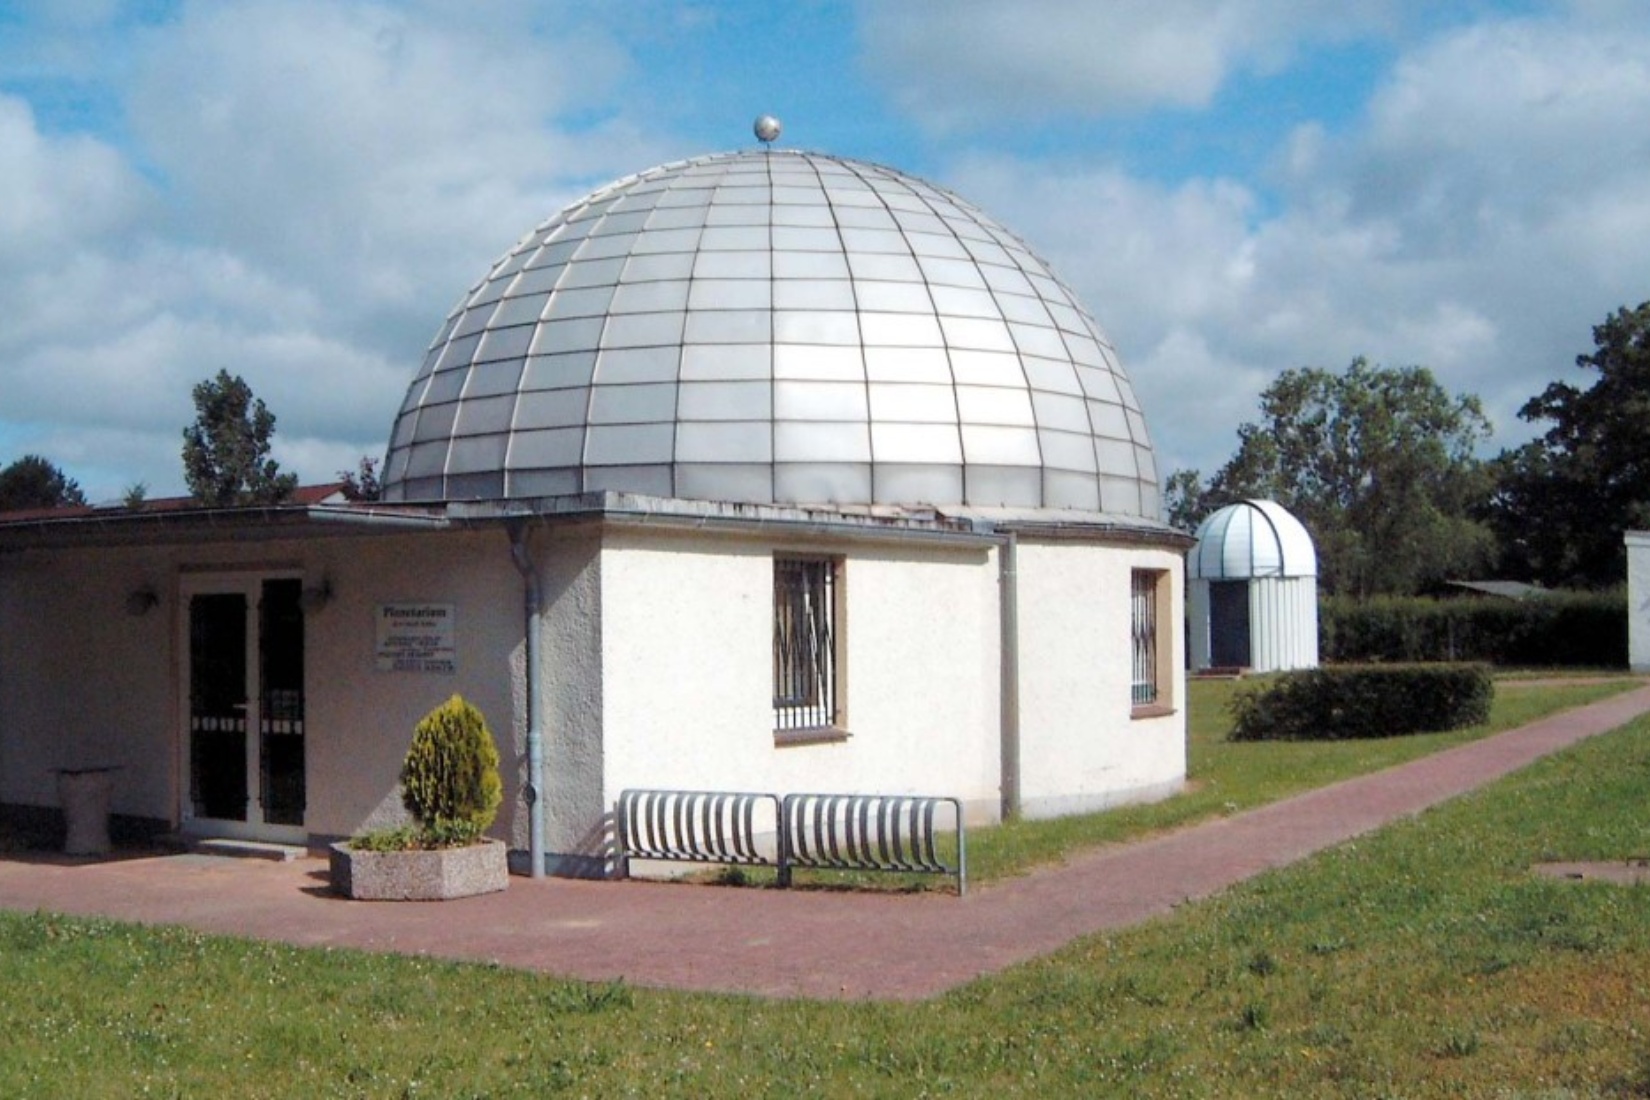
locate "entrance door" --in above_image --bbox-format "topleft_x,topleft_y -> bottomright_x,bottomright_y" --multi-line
1209,580 -> 1252,668
182,576 -> 307,842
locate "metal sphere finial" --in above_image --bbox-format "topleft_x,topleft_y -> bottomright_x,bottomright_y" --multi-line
754,114 -> 781,145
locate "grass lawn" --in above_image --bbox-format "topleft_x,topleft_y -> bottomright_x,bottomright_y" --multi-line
827,674 -> 1643,886
2,676 -> 1648,1096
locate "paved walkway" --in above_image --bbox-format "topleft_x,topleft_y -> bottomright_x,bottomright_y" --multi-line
5,684 -> 1650,1002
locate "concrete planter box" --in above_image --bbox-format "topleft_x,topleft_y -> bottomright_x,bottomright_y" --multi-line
330,838 -> 509,901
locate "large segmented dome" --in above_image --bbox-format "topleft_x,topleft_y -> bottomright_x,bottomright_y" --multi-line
382,149 -> 1160,517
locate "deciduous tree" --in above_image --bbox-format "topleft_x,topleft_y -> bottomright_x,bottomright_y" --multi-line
1171,358 -> 1494,596
1163,468 -> 1211,533
1490,300 -> 1650,587
181,370 -> 298,506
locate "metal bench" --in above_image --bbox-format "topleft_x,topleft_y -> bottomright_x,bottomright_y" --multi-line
616,788 -> 967,894
614,789 -> 781,878
780,792 -> 966,895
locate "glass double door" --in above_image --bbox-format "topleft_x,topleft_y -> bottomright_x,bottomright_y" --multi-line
182,576 -> 307,842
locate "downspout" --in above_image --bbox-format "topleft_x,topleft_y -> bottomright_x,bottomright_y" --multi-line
998,529 -> 1021,821
508,522 -> 546,879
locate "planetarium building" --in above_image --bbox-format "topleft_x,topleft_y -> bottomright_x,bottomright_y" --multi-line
0,138 -> 1190,875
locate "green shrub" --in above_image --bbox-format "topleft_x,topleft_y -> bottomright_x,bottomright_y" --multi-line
1319,591 -> 1626,667
1229,664 -> 1493,741
397,694 -> 503,847
346,824 -> 424,852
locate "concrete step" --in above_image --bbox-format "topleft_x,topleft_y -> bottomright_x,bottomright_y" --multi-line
187,838 -> 311,862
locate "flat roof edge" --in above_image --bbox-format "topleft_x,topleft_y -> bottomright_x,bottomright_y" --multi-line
1,490 -> 1189,552
0,502 -> 452,551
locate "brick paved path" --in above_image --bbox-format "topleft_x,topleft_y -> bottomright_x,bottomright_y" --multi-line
4,684 -> 1648,1002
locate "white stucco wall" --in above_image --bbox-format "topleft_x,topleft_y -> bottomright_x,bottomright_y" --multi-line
529,529 -> 606,863
1014,539 -> 1187,819
3,515 -> 1191,869
1627,531 -> 1650,672
594,528 -> 1003,824
0,547 -> 175,819
300,529 -> 525,840
0,529 -> 551,847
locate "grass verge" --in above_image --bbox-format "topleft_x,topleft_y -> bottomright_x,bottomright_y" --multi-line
789,675 -> 1642,889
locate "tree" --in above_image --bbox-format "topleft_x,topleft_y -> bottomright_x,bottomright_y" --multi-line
0,454 -> 87,511
337,455 -> 382,502
1490,300 -> 1650,587
181,370 -> 298,506
1162,468 -> 1210,533
1175,358 -> 1495,597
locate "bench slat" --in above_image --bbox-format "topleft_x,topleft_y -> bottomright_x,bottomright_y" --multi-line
781,792 -> 965,894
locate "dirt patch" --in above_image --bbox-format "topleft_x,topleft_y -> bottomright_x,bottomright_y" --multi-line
1533,859 -> 1650,885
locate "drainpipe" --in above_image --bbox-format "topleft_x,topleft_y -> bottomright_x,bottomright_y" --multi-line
998,529 -> 1021,821
508,523 -> 546,879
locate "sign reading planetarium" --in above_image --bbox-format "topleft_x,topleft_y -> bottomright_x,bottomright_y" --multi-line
376,604 -> 457,674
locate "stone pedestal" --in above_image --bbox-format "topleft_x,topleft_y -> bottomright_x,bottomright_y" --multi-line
57,768 -> 116,856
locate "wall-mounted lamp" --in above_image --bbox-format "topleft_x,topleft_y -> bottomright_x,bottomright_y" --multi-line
300,578 -> 334,613
125,586 -> 160,617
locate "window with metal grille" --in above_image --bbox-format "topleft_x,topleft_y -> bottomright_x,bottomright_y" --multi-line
773,556 -> 839,730
1131,569 -> 1161,707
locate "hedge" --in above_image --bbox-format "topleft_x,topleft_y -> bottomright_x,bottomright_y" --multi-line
1319,591 -> 1626,667
1229,663 -> 1494,741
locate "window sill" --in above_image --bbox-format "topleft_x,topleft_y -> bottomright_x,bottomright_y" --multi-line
1130,703 -> 1177,721
773,727 -> 852,747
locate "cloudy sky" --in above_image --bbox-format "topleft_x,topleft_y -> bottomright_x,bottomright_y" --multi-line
2,0 -> 1647,502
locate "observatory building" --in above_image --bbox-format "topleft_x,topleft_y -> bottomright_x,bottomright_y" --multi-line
1,131 -> 1191,872
1187,499 -> 1319,673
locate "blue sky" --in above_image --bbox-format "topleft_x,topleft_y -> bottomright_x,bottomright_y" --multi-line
2,0 -> 1647,502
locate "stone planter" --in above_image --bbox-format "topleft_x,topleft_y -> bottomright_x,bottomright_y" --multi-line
330,838 -> 509,901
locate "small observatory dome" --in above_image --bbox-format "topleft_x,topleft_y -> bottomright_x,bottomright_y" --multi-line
381,147 -> 1161,519
1188,499 -> 1318,580
1188,500 -> 1318,672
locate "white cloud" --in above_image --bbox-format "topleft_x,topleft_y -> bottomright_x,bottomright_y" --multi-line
944,8 -> 1650,481
0,1 -> 670,499
5,0 -> 1649,509
1341,18 -> 1650,236
942,156 -> 1273,469
126,0 -> 644,334
0,94 -> 151,270
856,0 -> 1400,127
1129,328 -> 1277,475
1276,14 -> 1650,429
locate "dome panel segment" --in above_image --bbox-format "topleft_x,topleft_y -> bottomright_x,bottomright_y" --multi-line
382,148 -> 1162,518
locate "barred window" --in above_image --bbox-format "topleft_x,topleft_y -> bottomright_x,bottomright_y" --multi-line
1131,569 -> 1161,708
774,556 -> 839,730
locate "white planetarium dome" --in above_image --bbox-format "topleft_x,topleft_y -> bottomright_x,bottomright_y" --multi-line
381,146 -> 1161,518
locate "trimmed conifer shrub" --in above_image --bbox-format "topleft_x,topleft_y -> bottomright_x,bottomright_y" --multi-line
399,694 -> 503,847
1229,664 -> 1493,741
